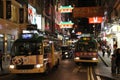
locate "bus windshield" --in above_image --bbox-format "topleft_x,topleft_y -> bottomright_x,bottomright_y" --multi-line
11,42 -> 42,56
75,41 -> 97,52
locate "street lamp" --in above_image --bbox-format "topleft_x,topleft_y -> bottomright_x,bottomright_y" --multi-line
93,24 -> 95,36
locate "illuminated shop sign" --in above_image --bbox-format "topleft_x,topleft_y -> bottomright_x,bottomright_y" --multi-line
89,17 -> 103,23
28,4 -> 36,25
58,5 -> 73,13
76,32 -> 82,35
59,21 -> 74,28
22,33 -> 33,39
73,7 -> 104,18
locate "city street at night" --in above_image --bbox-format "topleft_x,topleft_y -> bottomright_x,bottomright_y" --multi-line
0,0 -> 120,80
0,51 -> 119,80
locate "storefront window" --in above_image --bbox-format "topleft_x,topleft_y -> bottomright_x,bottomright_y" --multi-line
0,34 -> 4,53
7,34 -> 14,53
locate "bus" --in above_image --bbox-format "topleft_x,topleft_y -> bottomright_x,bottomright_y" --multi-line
74,36 -> 99,65
9,30 -> 61,74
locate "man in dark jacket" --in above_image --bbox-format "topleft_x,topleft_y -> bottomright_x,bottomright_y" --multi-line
0,49 -> 3,71
115,48 -> 120,74
111,44 -> 117,74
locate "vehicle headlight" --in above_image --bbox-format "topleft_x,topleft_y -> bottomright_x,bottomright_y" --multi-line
35,64 -> 43,68
66,55 -> 68,57
75,57 -> 80,60
65,52 -> 68,54
9,65 -> 15,69
92,58 -> 97,60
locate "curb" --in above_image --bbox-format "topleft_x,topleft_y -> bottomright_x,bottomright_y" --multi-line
96,74 -> 117,80
98,54 -> 109,67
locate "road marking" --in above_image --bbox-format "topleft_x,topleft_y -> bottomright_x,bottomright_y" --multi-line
96,76 -> 101,80
87,67 -> 90,80
73,66 -> 87,73
90,66 -> 94,80
73,66 -> 81,73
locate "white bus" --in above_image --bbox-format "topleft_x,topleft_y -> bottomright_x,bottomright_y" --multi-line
9,31 -> 61,74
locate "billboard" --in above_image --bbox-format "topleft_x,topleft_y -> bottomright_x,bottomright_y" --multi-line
73,7 -> 104,18
28,4 -> 36,25
89,17 -> 103,23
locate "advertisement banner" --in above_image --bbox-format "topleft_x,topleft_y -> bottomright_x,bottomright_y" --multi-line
89,17 -> 103,23
73,7 -> 104,18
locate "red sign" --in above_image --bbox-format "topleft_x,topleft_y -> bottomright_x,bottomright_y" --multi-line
89,17 -> 103,23
73,7 -> 104,18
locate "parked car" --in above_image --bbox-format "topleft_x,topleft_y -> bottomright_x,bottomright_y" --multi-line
61,45 -> 72,59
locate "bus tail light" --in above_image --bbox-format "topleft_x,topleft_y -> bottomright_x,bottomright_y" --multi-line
93,53 -> 97,56
75,52 -> 80,57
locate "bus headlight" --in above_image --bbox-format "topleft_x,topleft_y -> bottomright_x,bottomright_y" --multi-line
75,57 -> 80,60
35,64 -> 43,68
65,52 -> 68,54
9,65 -> 15,69
92,58 -> 97,60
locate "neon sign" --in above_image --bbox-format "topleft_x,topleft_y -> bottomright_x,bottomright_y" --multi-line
58,5 -> 73,13
59,21 -> 74,28
89,17 -> 103,23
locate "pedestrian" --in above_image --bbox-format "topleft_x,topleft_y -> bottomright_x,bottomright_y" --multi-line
115,48 -> 120,74
106,46 -> 111,57
0,49 -> 3,71
111,44 -> 117,74
101,45 -> 106,57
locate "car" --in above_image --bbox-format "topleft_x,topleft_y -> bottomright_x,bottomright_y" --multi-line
61,45 -> 72,59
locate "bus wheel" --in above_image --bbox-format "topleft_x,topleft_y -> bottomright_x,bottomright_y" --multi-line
55,59 -> 60,68
44,64 -> 50,75
75,62 -> 80,65
93,62 -> 98,66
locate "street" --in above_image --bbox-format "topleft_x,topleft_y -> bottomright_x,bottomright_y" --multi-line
0,54 -> 113,80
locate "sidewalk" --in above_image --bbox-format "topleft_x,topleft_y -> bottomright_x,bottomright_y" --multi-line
96,51 -> 120,80
0,59 -> 10,76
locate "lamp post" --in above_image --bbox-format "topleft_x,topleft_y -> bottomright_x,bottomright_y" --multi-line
93,24 -> 95,36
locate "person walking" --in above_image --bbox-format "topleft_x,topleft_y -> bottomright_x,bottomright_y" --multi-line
0,49 -> 3,71
106,46 -> 111,57
101,45 -> 106,57
111,44 -> 117,74
115,48 -> 120,74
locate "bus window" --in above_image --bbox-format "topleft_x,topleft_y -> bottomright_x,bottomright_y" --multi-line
11,42 -> 43,56
44,46 -> 51,58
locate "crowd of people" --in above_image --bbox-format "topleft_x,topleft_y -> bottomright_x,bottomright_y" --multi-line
111,44 -> 120,74
101,45 -> 111,57
100,43 -> 120,74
